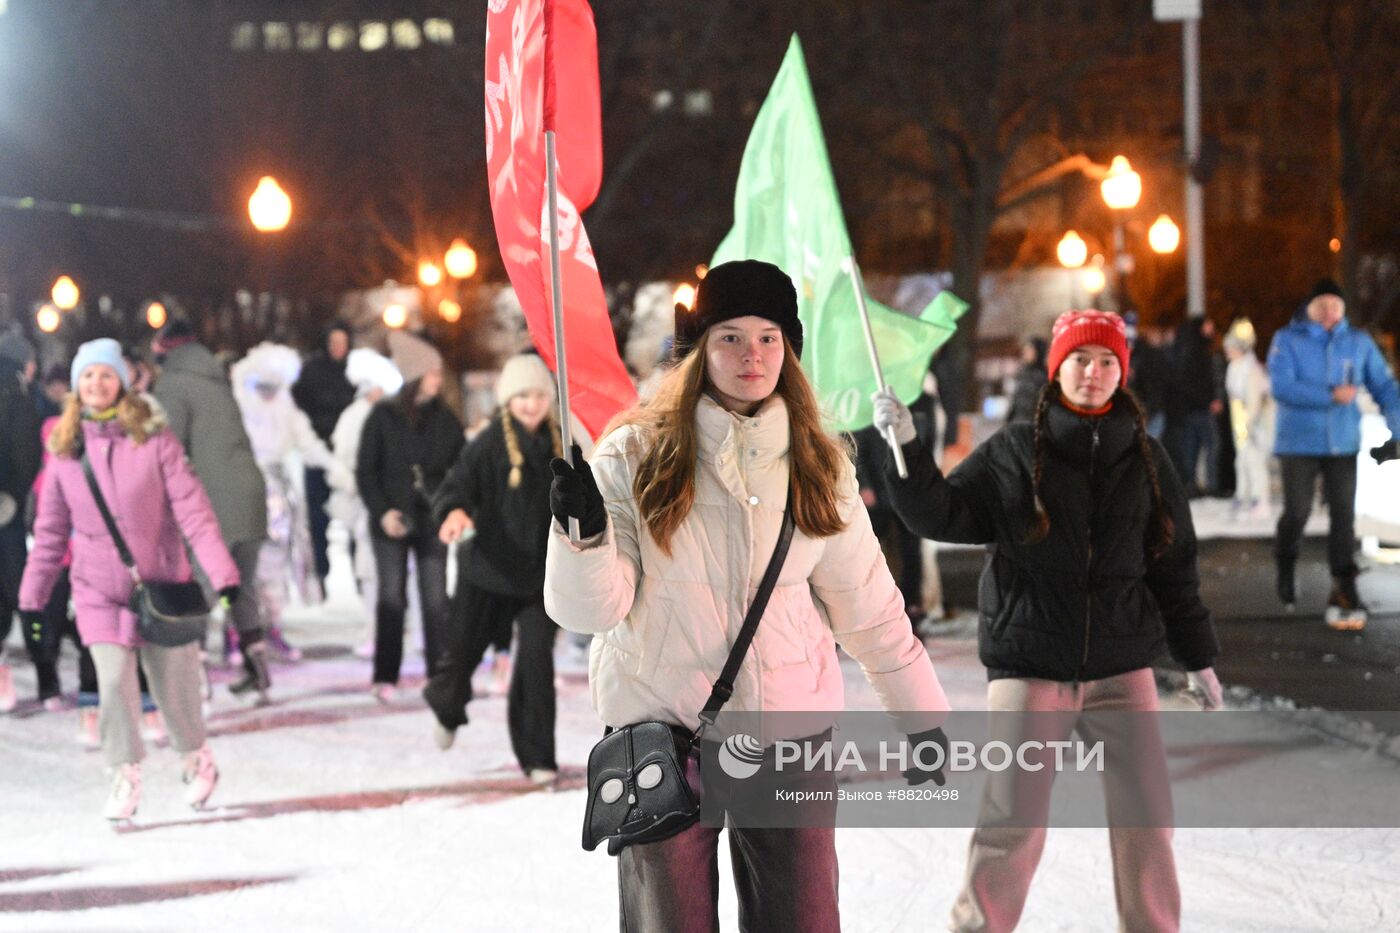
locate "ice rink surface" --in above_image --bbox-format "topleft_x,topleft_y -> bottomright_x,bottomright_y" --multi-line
3,522 -> 1398,932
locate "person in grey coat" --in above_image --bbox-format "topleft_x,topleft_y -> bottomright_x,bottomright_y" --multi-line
151,319 -> 272,701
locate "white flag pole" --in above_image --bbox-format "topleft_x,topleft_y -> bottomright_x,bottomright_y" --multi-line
545,130 -> 581,541
841,255 -> 907,478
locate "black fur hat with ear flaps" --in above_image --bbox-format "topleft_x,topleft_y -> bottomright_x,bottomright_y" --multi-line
672,259 -> 803,360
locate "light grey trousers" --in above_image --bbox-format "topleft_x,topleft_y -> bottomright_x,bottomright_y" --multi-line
950,668 -> 1180,933
89,643 -> 207,767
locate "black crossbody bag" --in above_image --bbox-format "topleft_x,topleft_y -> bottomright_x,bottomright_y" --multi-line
81,450 -> 210,647
582,497 -> 795,855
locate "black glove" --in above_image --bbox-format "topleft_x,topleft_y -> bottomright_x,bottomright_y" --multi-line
549,444 -> 607,538
218,585 -> 241,609
1371,439 -> 1399,465
903,726 -> 950,787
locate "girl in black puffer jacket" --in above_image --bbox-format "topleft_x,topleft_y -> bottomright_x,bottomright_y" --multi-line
875,310 -> 1220,933
356,333 -> 464,699
422,354 -> 563,783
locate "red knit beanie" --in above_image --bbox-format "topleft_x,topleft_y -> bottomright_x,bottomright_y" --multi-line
1045,310 -> 1130,385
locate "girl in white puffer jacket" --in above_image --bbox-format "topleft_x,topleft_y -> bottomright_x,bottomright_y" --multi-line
545,260 -> 949,932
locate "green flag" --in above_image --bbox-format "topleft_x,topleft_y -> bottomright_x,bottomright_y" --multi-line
711,35 -> 967,432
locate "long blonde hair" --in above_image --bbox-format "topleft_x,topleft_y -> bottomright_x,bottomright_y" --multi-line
47,391 -> 155,458
603,331 -> 849,555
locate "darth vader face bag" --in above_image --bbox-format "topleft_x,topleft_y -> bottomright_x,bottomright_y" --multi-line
582,500 -> 795,855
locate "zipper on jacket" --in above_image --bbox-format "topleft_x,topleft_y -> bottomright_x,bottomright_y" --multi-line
1077,421 -> 1101,681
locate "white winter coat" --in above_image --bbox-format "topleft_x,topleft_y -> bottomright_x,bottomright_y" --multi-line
234,387 -> 348,484
544,394 -> 948,739
1225,352 -> 1275,451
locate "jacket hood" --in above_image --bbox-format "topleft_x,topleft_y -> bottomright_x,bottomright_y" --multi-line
159,342 -> 226,383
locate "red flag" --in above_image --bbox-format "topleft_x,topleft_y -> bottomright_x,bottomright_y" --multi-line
485,0 -> 634,439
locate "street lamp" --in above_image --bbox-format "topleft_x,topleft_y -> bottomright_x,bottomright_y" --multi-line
1081,255 -> 1108,299
383,303 -> 408,329
1100,156 -> 1143,313
673,283 -> 697,310
1056,231 -> 1088,269
1100,156 -> 1142,211
444,239 -> 478,279
417,260 -> 443,288
248,176 -> 292,232
438,298 -> 462,323
146,301 -> 168,330
51,275 -> 80,310
36,304 -> 61,333
1148,215 -> 1181,254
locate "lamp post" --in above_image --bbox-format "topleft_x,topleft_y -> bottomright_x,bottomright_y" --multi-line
1057,231 -> 1088,309
1100,156 -> 1142,314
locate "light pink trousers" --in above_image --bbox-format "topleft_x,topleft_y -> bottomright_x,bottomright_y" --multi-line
950,668 -> 1180,933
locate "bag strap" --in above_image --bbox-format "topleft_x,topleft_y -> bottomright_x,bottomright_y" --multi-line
80,449 -> 141,583
692,488 -> 796,748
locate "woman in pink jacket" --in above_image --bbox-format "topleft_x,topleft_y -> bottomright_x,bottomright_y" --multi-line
20,339 -> 239,821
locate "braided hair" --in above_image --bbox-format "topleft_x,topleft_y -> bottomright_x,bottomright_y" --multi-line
1024,382 -> 1175,558
500,406 -> 562,489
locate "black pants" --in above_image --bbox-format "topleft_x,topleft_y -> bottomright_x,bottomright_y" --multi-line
28,569 -> 81,700
1276,455 -> 1358,577
619,754 -> 840,933
868,505 -> 923,611
229,539 -> 264,648
304,466 -> 332,584
0,521 -> 36,681
1164,410 -> 1214,495
371,530 -> 449,685
423,581 -> 558,772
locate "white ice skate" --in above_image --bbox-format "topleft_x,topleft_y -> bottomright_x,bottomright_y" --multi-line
104,762 -> 142,822
0,664 -> 16,713
1324,576 -> 1368,632
182,745 -> 219,810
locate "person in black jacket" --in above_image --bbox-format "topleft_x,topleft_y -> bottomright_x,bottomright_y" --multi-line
1005,336 -> 1047,425
291,321 -> 356,589
874,310 -> 1221,933
422,353 -> 563,782
355,332 -> 463,700
1163,316 -> 1220,496
0,335 -> 44,713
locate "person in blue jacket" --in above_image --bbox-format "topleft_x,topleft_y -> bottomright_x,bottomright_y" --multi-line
1267,278 -> 1400,628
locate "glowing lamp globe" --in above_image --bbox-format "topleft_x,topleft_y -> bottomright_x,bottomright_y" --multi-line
418,260 -> 443,288
1057,231 -> 1088,269
52,275 -> 80,310
1081,264 -> 1108,295
673,283 -> 697,310
1100,156 -> 1142,211
383,303 -> 408,329
36,304 -> 62,333
248,176 -> 292,232
1147,215 -> 1180,254
444,239 -> 478,279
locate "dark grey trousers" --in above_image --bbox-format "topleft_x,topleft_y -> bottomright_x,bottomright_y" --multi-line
617,756 -> 840,933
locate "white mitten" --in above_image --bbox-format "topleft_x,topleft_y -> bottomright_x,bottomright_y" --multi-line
871,388 -> 917,446
1186,668 -> 1223,711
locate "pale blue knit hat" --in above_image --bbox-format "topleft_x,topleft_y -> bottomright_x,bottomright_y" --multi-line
70,338 -> 130,391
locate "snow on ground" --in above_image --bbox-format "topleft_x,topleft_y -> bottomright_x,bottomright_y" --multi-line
3,535 -> 1399,931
